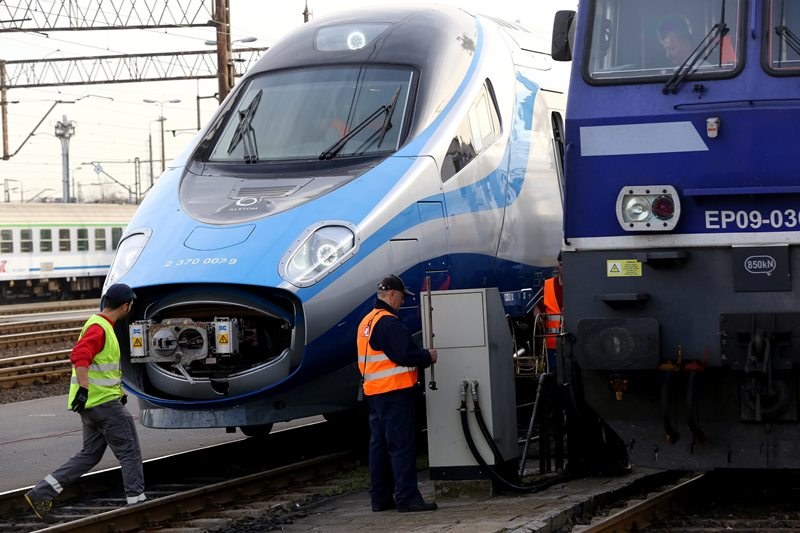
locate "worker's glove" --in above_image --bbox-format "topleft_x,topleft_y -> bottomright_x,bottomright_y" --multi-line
71,387 -> 89,413
121,394 -> 128,406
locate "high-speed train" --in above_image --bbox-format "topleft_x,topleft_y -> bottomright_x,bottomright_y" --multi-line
108,5 -> 569,435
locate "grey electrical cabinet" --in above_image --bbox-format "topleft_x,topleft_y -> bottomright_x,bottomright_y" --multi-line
422,288 -> 517,480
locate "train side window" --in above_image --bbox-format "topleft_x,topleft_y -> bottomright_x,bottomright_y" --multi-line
77,228 -> 89,252
112,227 -> 123,250
59,229 -> 71,252
441,81 -> 499,182
20,229 -> 33,253
40,229 -> 53,253
441,120 -> 477,182
95,229 -> 107,251
0,230 -> 12,254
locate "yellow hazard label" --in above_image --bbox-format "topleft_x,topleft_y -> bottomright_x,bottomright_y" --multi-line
607,259 -> 642,277
132,337 -> 143,348
218,334 -> 229,344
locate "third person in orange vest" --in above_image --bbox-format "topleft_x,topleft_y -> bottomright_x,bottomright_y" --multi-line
356,274 -> 438,513
542,251 -> 564,373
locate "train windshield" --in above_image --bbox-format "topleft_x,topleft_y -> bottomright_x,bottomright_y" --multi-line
209,66 -> 414,162
766,0 -> 800,73
585,0 -> 743,83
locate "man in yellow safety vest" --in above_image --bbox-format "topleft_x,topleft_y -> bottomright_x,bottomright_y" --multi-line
25,283 -> 144,523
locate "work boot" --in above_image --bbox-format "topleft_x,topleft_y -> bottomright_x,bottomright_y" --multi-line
397,500 -> 437,512
24,490 -> 56,523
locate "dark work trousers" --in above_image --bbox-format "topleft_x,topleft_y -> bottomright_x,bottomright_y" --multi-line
366,387 -> 424,508
30,399 -> 144,503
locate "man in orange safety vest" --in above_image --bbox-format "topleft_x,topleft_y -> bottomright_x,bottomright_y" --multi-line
357,274 -> 438,513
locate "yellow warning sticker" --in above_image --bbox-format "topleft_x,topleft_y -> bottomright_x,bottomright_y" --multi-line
132,337 -> 143,348
218,334 -> 229,344
607,259 -> 642,277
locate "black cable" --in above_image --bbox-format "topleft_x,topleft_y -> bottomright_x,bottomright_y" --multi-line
458,381 -> 571,493
470,381 -> 505,466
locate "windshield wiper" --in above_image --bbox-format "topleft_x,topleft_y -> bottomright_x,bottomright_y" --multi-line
227,89 -> 262,163
377,88 -> 401,148
775,25 -> 800,59
351,88 -> 402,156
319,89 -> 401,160
663,22 -> 728,95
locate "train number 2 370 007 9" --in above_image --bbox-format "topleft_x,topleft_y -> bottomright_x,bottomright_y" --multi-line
163,257 -> 239,267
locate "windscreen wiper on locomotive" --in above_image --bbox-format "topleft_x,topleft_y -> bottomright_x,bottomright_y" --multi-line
663,0 -> 729,95
662,22 -> 728,95
775,25 -> 800,61
227,89 -> 262,163
319,88 -> 401,160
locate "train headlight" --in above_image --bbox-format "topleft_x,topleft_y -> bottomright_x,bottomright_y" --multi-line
105,232 -> 150,287
315,23 -> 389,52
280,222 -> 359,287
616,186 -> 680,231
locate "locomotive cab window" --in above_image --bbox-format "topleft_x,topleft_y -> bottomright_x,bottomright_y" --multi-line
441,80 -> 501,181
0,229 -> 12,254
765,0 -> 800,73
208,66 -> 415,162
585,0 -> 743,83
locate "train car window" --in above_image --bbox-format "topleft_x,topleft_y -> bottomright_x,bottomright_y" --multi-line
0,230 -> 12,254
20,229 -> 33,253
440,82 -> 499,182
59,229 -> 71,252
111,227 -> 123,250
441,119 -> 477,182
765,0 -> 800,73
40,229 -> 52,253
585,0 -> 743,83
94,228 -> 107,251
77,228 -> 89,252
208,66 -> 415,162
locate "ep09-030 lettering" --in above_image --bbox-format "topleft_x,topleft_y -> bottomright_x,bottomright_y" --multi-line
705,209 -> 800,230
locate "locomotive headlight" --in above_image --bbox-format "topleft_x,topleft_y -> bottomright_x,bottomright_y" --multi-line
622,196 -> 650,222
105,231 -> 150,288
314,23 -> 389,52
616,185 -> 680,232
280,222 -> 359,287
346,31 -> 367,50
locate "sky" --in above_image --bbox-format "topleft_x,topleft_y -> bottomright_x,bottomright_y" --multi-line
0,0 -> 575,203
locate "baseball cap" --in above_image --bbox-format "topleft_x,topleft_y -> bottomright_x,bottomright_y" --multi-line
377,274 -> 414,296
102,283 -> 137,309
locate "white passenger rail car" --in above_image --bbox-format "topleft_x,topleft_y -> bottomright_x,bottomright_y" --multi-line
0,204 -> 136,301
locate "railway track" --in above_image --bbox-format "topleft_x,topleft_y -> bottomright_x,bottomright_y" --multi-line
0,300 -> 99,318
573,470 -> 800,532
0,419 -> 367,532
0,350 -> 72,388
0,307 -> 95,389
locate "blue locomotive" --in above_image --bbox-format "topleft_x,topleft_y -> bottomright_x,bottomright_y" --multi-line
107,5 -> 567,434
554,0 -> 800,468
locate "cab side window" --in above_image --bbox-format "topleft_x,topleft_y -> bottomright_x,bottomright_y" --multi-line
441,80 -> 501,182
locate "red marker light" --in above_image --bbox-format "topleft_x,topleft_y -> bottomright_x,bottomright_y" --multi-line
651,195 -> 674,220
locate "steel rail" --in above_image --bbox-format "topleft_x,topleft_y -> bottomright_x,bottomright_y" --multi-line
581,473 -> 706,532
